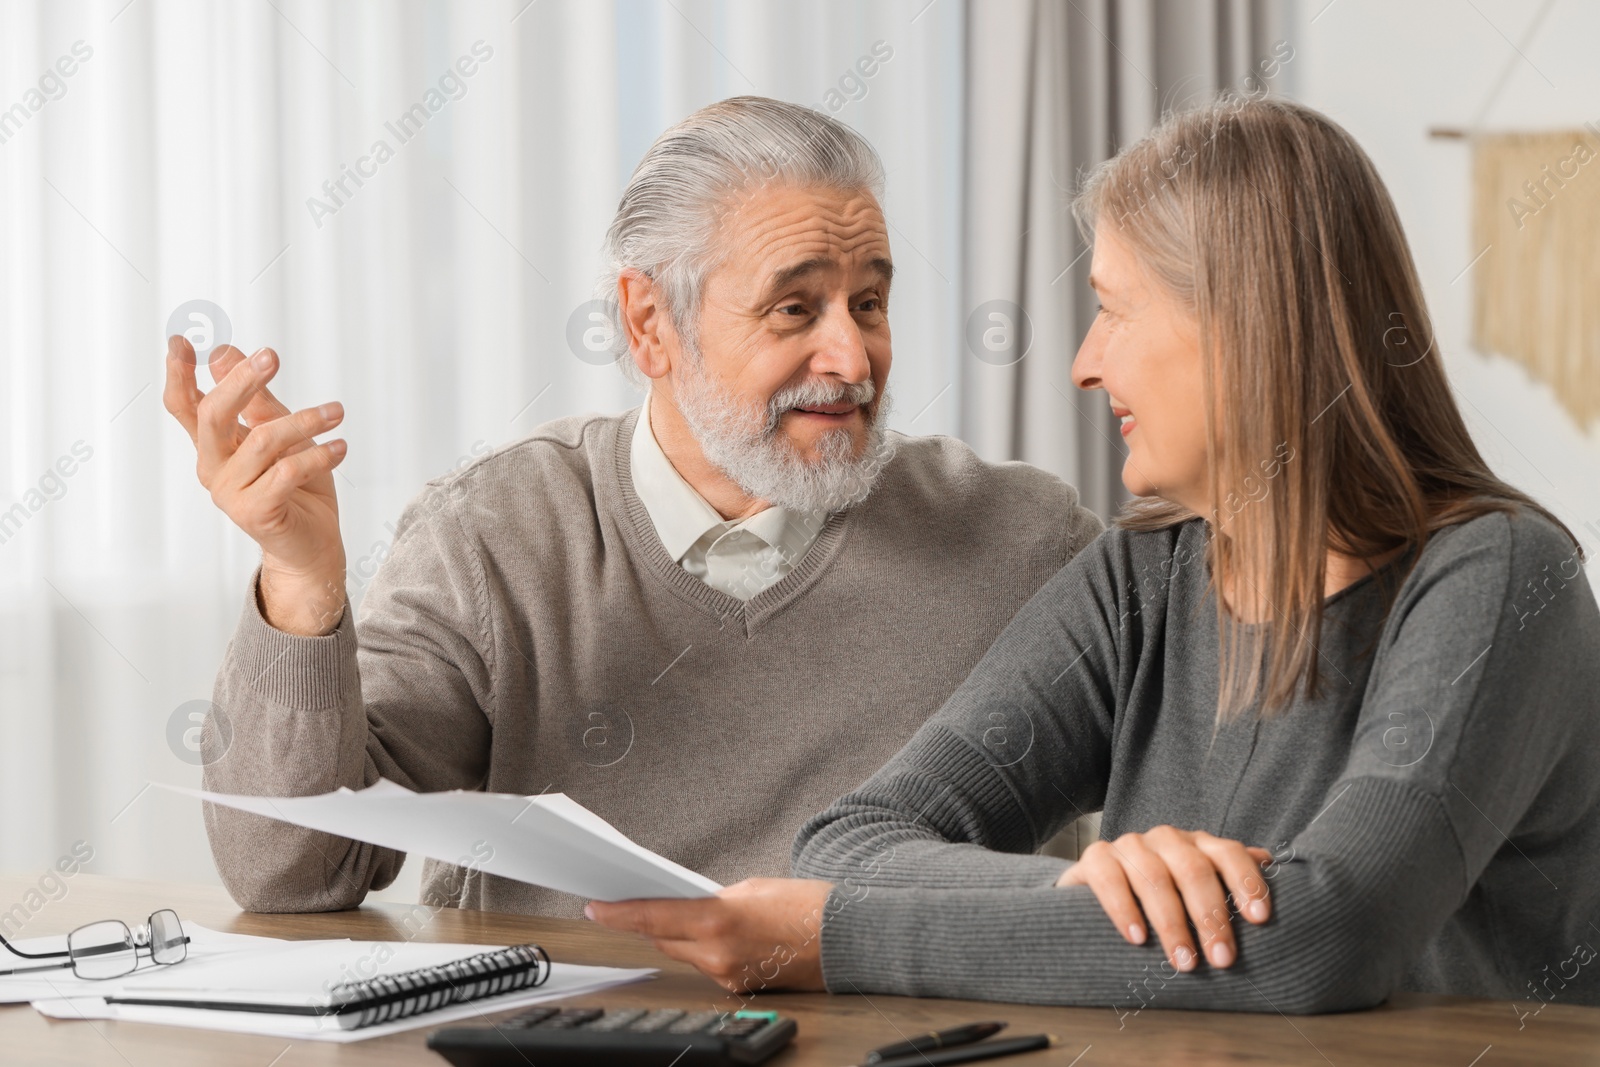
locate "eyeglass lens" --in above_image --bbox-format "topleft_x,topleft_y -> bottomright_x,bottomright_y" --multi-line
148,910 -> 187,965
65,911 -> 187,979
66,921 -> 135,980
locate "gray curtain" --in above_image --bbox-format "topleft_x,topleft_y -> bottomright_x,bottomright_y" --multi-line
959,0 -> 1291,857
960,0 -> 1292,518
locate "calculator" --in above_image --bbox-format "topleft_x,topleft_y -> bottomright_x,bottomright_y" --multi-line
427,1005 -> 798,1066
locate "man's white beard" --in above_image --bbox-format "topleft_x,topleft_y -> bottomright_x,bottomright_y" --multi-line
672,360 -> 897,514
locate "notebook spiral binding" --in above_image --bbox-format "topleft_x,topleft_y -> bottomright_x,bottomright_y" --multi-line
323,943 -> 551,1029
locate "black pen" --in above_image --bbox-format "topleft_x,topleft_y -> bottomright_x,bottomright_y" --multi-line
864,1021 -> 1008,1063
855,1034 -> 1055,1067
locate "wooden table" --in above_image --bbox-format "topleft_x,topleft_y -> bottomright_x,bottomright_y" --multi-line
1,874 -> 1596,1066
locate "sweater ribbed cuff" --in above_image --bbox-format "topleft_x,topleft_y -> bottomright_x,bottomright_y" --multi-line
819,884 -> 944,996
818,857 -> 1070,996
233,566 -> 356,710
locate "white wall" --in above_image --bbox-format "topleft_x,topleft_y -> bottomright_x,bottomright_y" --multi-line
1285,0 -> 1600,575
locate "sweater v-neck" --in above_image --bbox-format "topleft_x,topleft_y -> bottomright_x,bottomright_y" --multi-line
603,406 -> 854,636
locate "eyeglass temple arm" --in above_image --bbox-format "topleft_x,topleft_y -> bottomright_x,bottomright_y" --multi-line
0,931 -> 68,961
0,961 -> 73,976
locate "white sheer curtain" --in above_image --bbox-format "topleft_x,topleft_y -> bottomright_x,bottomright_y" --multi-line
0,0 -> 964,900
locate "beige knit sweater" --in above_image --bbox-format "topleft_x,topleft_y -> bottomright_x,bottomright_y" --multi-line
202,407 -> 1103,917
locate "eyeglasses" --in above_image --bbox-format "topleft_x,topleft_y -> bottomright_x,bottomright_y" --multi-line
0,909 -> 190,980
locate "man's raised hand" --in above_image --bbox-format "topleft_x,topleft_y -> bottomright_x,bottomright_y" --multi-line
163,336 -> 349,636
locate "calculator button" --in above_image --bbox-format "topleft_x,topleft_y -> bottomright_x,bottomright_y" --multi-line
585,1009 -> 647,1031
718,1018 -> 766,1036
629,1009 -> 686,1031
666,1010 -> 723,1033
535,1008 -> 605,1029
502,1006 -> 559,1029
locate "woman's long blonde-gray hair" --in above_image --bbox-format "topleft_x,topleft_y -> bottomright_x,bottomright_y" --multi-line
1072,93 -> 1578,721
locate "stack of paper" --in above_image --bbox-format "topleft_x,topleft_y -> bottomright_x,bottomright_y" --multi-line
0,924 -> 654,1042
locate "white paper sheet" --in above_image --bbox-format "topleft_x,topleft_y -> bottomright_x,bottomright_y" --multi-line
156,780 -> 722,901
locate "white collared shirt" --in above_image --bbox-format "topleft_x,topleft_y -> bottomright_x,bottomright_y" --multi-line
629,397 -> 828,601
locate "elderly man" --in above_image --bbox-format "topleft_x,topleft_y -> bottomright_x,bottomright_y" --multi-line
163,95 -> 1102,918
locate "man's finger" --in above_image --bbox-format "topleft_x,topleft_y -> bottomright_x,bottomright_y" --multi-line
226,404 -> 346,493
197,347 -> 277,465
209,344 -> 295,430
238,440 -> 347,511
163,335 -> 204,442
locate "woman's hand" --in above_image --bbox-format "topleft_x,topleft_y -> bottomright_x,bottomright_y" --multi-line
1056,826 -> 1273,972
586,878 -> 834,995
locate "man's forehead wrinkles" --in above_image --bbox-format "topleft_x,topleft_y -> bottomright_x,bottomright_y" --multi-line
730,193 -> 882,237
702,190 -> 892,303
748,231 -> 888,267
742,220 -> 890,273
744,213 -> 885,249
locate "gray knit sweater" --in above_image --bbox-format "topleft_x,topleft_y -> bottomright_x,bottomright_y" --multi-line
202,407 -> 1104,917
793,511 -> 1600,1013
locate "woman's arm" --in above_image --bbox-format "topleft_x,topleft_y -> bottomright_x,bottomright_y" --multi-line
806,511 -> 1598,1011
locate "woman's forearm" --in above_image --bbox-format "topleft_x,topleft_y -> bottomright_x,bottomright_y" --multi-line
818,776 -> 1464,1013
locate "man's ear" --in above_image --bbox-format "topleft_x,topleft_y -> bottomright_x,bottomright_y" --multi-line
618,269 -> 676,382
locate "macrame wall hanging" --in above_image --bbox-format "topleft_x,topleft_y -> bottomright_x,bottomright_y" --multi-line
1469,127 -> 1600,429
1430,0 -> 1598,430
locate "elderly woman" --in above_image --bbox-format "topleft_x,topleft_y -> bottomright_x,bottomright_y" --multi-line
590,94 -> 1600,1014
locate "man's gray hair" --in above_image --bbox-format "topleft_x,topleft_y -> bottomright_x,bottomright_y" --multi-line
600,96 -> 886,385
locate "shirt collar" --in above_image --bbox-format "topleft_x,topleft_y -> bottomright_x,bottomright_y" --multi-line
733,498 -> 827,564
630,397 -> 726,562
629,396 -> 827,563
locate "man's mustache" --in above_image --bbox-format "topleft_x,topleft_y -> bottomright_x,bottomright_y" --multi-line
763,378 -> 877,435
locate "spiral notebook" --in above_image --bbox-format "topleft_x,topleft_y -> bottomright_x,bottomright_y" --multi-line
104,943 -> 552,1030
29,925 -> 656,1043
